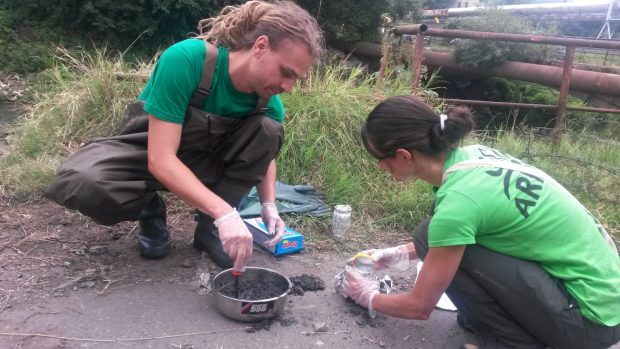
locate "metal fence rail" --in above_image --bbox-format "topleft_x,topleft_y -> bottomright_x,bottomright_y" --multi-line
384,24 -> 620,141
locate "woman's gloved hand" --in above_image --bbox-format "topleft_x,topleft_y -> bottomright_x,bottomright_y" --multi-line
261,202 -> 285,247
347,244 -> 410,271
213,208 -> 253,272
342,266 -> 380,310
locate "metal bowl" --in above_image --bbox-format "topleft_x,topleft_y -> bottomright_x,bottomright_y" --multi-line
212,267 -> 292,322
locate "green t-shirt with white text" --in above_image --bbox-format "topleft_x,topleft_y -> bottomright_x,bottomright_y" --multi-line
429,144 -> 620,326
138,38 -> 284,124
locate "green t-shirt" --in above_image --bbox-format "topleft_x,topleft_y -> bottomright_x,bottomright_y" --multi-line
429,144 -> 620,326
138,38 -> 285,124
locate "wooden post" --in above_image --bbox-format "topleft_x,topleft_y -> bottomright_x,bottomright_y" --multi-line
376,41 -> 393,93
412,33 -> 425,92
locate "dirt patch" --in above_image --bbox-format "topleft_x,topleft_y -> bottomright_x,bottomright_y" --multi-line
289,274 -> 326,295
344,297 -> 385,328
0,196 -> 209,312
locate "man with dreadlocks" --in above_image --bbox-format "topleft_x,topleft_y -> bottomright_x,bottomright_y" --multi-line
46,1 -> 323,273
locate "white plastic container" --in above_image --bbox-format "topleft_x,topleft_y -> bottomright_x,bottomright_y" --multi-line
332,204 -> 352,240
352,253 -> 377,318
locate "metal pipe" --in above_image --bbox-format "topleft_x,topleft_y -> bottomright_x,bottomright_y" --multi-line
422,0 -> 611,18
440,98 -> 620,114
393,26 -> 620,50
422,51 -> 620,98
549,60 -> 620,75
330,41 -> 620,97
393,24 -> 428,36
554,46 -> 577,141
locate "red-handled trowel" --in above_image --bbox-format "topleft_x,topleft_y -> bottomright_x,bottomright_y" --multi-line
232,270 -> 241,298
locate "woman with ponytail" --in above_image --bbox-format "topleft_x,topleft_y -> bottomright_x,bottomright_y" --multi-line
342,95 -> 620,349
47,1 -> 323,274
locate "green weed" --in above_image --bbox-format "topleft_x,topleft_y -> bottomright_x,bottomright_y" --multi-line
0,46 -> 152,195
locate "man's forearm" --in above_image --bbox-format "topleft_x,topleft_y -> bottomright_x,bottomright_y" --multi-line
149,154 -> 232,219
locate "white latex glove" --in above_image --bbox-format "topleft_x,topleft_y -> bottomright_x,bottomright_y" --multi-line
347,244 -> 410,271
213,209 -> 253,272
261,202 -> 285,247
342,266 -> 380,311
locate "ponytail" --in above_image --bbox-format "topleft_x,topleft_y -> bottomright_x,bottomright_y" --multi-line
429,105 -> 474,153
362,96 -> 474,157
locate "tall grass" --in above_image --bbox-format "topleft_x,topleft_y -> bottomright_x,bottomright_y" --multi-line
0,46 -> 152,195
0,48 -> 617,247
279,65 -> 433,243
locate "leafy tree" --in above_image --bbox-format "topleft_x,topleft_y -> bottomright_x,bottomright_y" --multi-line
0,0 -> 246,73
389,0 -> 423,23
297,0 -> 390,42
3,0 -> 244,46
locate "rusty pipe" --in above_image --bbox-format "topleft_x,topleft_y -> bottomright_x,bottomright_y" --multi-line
421,1 -> 611,18
334,41 -> 620,98
393,26 -> 620,50
423,51 -> 620,98
393,24 -> 428,36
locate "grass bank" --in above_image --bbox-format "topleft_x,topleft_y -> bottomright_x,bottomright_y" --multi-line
0,48 -> 618,248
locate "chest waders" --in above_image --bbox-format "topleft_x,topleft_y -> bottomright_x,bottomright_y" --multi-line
45,41 -> 284,227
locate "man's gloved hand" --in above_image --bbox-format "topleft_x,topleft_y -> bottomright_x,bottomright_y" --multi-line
261,202 -> 285,247
213,209 -> 253,272
347,244 -> 410,271
342,266 -> 380,311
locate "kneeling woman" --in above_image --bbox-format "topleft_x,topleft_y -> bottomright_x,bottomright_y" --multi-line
342,95 -> 620,349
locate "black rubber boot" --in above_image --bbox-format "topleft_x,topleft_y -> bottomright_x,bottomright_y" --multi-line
137,195 -> 171,259
193,213 -> 234,268
192,190 -> 244,268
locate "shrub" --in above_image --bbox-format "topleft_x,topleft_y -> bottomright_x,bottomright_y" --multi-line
449,9 -> 557,69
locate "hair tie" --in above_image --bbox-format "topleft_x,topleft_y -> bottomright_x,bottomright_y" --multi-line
439,114 -> 448,131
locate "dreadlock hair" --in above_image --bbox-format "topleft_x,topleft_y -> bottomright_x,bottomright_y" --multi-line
198,0 -> 324,62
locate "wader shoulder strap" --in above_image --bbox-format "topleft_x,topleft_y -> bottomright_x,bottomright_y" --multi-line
443,159 -> 617,253
250,97 -> 270,116
187,41 -> 271,113
188,40 -> 219,109
256,97 -> 268,109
